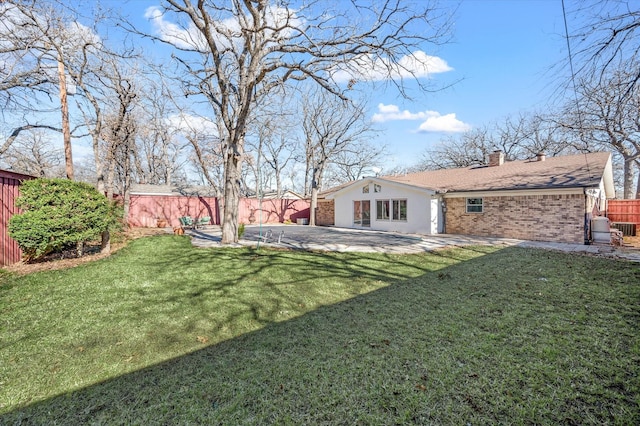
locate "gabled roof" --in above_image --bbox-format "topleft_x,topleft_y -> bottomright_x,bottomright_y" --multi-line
320,152 -> 615,199
384,152 -> 614,195
325,176 -> 437,199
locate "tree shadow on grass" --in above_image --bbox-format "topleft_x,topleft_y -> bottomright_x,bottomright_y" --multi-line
2,242 -> 639,424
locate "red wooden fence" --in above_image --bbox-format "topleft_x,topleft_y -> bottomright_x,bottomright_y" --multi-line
127,194 -> 220,227
127,195 -> 310,228
238,198 -> 310,225
607,199 -> 640,235
1,170 -> 35,266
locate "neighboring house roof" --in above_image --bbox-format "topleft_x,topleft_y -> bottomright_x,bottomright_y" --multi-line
322,152 -> 615,199
260,190 -> 306,199
130,183 -> 218,197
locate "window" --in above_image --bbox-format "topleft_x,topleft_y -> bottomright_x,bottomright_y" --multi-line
376,200 -> 389,220
374,184 -> 381,193
392,199 -> 407,221
466,198 -> 483,213
362,185 -> 369,193
376,199 -> 407,221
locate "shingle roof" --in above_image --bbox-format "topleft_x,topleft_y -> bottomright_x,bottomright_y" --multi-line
383,152 -> 611,193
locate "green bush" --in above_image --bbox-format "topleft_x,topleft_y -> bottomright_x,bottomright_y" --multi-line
9,178 -> 122,261
238,222 -> 246,239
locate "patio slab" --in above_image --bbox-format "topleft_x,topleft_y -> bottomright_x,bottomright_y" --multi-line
187,224 -> 640,262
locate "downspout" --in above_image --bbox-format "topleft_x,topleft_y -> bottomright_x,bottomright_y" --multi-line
583,188 -> 591,245
437,190 -> 447,234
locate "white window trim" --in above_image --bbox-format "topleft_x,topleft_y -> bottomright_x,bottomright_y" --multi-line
376,199 -> 407,221
466,197 -> 483,213
375,199 -> 390,221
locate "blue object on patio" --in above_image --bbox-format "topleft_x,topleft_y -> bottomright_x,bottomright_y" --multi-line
195,216 -> 211,229
179,216 -> 194,229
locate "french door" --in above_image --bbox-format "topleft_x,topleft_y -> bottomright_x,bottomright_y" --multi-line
353,200 -> 370,227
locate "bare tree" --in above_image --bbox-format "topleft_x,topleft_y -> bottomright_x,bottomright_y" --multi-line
565,0 -> 640,97
1,0 -> 130,183
134,76 -> 188,185
419,113 -> 581,171
419,126 -> 494,170
0,0 -> 91,179
245,96 -> 298,198
146,0 -> 451,243
300,90 -> 374,225
1,129 -> 64,177
324,141 -> 386,185
560,66 -> 640,198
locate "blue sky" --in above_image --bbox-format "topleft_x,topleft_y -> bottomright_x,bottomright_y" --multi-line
370,0 -> 571,167
111,0 -> 574,169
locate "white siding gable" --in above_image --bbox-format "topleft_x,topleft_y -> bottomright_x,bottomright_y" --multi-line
330,178 -> 439,234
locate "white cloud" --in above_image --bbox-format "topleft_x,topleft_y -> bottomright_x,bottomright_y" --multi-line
372,103 -> 470,133
331,51 -> 452,83
372,103 -> 439,122
417,113 -> 470,133
145,6 -> 207,51
166,113 -> 218,135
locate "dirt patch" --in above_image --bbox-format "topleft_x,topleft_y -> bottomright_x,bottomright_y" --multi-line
3,227 -> 170,276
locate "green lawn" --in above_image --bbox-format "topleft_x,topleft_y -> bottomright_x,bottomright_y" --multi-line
1,235 -> 639,424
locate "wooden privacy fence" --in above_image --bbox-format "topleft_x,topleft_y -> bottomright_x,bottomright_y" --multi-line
238,198 -> 310,225
0,170 -> 35,266
607,199 -> 640,236
127,195 -> 310,228
127,194 -> 220,228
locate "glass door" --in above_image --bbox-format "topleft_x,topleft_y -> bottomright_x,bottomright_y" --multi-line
353,200 -> 371,227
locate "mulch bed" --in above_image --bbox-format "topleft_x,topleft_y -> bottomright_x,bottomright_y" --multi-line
3,228 -> 169,276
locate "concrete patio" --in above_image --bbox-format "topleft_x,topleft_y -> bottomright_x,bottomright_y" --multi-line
187,224 -> 640,262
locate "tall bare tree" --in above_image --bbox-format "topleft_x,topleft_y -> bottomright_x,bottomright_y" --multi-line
146,0 -> 451,243
419,113 -> 580,171
324,141 -> 386,186
560,66 -> 640,198
299,90 -> 373,225
566,0 -> 640,97
1,129 -> 64,177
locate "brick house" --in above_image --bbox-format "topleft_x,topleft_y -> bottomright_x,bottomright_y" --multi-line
320,151 -> 614,244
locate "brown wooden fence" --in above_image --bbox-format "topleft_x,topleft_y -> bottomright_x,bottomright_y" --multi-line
1,170 -> 35,266
607,199 -> 640,235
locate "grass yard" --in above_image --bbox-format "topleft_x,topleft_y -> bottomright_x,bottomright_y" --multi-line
1,235 -> 639,424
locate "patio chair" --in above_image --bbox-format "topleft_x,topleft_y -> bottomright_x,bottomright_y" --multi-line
179,216 -> 194,229
195,216 -> 211,229
259,229 -> 272,243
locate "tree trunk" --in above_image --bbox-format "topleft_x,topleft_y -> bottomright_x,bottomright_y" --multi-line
310,186 -> 318,226
635,160 -> 640,199
623,156 -> 634,199
100,230 -> 111,254
309,166 -> 323,226
221,143 -> 243,243
57,56 -> 73,180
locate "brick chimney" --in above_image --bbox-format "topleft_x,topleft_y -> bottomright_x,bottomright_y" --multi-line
536,152 -> 546,162
488,150 -> 504,167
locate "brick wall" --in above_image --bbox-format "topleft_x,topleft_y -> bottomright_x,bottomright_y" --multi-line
316,199 -> 335,226
445,194 -> 586,244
